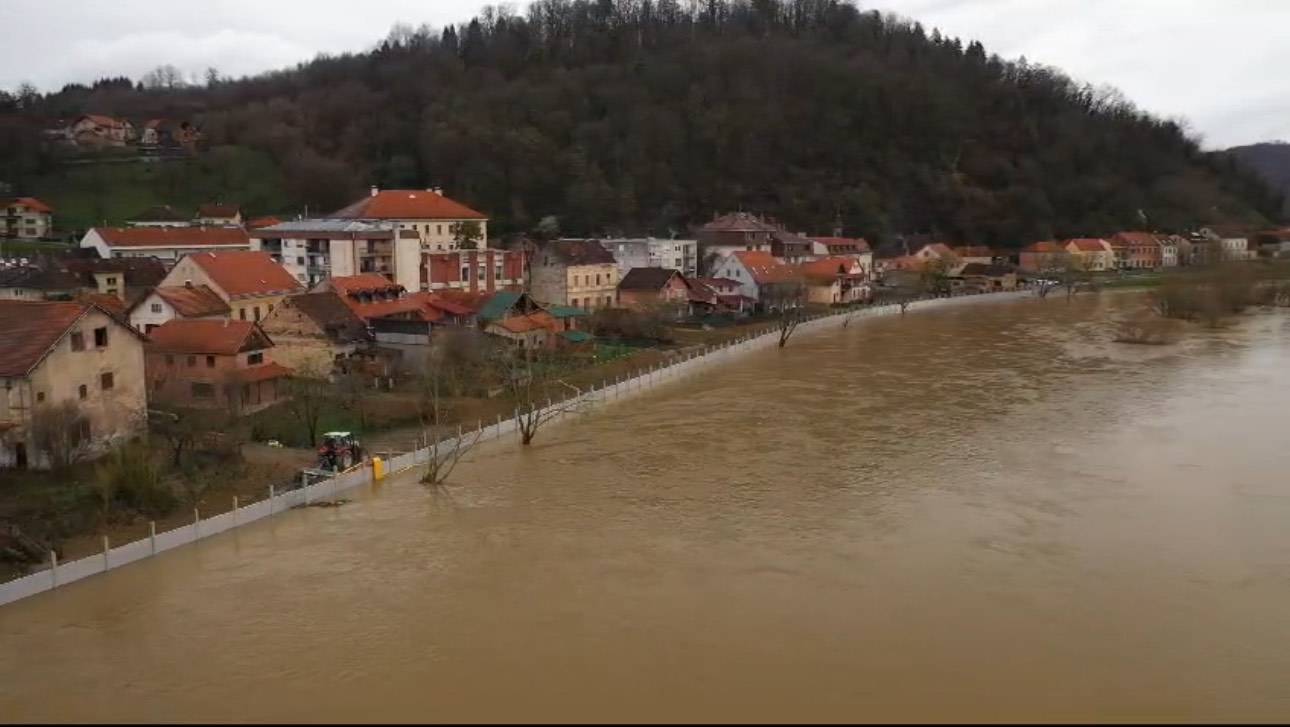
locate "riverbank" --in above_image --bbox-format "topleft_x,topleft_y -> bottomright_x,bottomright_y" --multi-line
0,288 -> 1035,604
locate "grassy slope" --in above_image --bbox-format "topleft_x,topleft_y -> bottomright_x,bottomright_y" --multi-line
30,145 -> 291,234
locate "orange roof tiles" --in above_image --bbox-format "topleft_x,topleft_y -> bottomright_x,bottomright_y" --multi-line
332,189 -> 486,220
327,273 -> 403,297
731,250 -> 796,284
1023,241 -> 1066,253
800,256 -> 862,282
152,284 -> 232,317
188,250 -> 302,299
810,236 -> 871,253
1066,238 -> 1112,252
229,362 -> 292,383
197,203 -> 240,218
3,196 -> 53,213
147,319 -> 269,355
0,300 -> 94,377
94,226 -> 250,249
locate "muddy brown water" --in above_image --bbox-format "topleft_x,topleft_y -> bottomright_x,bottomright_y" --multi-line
3,293 -> 1290,723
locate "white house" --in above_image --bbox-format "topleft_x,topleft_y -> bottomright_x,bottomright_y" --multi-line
127,282 -> 232,333
2,197 -> 55,240
80,226 -> 251,260
710,250 -> 795,305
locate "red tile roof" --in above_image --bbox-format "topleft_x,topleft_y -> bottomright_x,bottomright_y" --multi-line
79,114 -> 128,129
494,311 -> 558,334
0,301 -> 95,377
332,189 -> 486,220
701,212 -> 781,233
152,284 -> 232,317
1022,241 -> 1066,253
76,292 -> 128,316
147,319 -> 271,355
188,250 -> 302,299
918,243 -> 956,258
800,256 -> 863,282
731,250 -> 796,284
229,362 -> 292,383
93,226 -> 250,249
1111,231 -> 1161,248
246,216 -> 282,229
3,196 -> 54,213
326,273 -> 404,297
1066,238 -> 1111,252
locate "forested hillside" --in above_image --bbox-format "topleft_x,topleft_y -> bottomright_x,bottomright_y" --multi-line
0,0 -> 1281,247
1226,142 -> 1290,218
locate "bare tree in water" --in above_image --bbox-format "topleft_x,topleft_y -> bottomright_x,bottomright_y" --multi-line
414,341 -> 480,486
494,343 -> 588,446
761,274 -> 808,348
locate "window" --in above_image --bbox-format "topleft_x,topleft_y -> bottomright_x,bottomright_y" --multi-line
461,266 -> 470,280
105,276 -> 117,285
437,224 -> 443,235
570,298 -> 578,308
253,306 -> 261,322
206,355 -> 215,368
70,331 -> 85,351
100,372 -> 114,390
247,352 -> 263,365
297,256 -> 305,265
596,274 -> 602,286
94,327 -> 108,347
191,382 -> 214,399
187,355 -> 196,367
36,391 -> 45,403
239,308 -> 247,321
78,384 -> 87,400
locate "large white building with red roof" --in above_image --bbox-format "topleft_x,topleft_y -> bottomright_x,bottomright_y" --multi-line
80,226 -> 252,260
331,187 -> 489,253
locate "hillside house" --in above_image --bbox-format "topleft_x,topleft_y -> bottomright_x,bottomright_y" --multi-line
195,203 -> 242,227
799,256 -> 869,304
710,250 -> 801,310
0,300 -> 147,469
126,205 -> 191,228
3,197 -> 54,240
145,319 -> 290,415
69,115 -> 134,147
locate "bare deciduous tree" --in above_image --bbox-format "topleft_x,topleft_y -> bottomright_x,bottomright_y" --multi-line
493,345 -> 588,446
28,401 -> 88,470
284,359 -> 335,447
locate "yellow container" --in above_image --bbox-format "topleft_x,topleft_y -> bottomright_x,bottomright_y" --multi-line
372,456 -> 385,481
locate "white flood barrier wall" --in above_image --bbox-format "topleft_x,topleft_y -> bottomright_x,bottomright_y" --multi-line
0,289 -> 1032,607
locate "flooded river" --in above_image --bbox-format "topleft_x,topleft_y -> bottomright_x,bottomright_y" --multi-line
3,293 -> 1290,722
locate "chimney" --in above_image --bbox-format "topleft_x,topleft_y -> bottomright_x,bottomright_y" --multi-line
184,279 -> 192,288
432,187 -> 443,196
370,185 -> 379,197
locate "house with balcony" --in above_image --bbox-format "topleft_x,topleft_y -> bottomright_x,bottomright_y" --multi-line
799,256 -> 870,304
145,319 -> 290,415
3,197 -> 54,240
596,238 -> 699,277
0,299 -> 148,469
249,218 -> 419,290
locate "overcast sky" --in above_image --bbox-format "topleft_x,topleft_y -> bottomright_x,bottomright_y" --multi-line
1,0 -> 1285,149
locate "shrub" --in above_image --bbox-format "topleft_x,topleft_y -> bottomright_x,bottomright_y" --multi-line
95,444 -> 177,520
